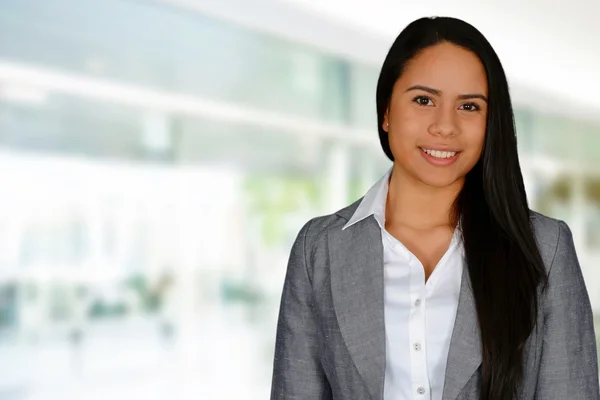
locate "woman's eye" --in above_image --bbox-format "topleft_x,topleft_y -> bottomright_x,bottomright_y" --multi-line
460,103 -> 480,112
413,96 -> 433,106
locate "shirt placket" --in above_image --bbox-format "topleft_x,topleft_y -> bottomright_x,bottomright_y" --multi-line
408,255 -> 431,399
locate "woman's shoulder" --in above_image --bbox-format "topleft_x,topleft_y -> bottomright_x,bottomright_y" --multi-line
298,197 -> 365,245
529,209 -> 567,252
529,210 -> 579,277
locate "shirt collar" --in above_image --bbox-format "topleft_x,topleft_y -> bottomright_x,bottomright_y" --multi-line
342,166 -> 392,230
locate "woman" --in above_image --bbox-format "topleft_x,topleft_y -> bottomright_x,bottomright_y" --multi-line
270,16 -> 600,400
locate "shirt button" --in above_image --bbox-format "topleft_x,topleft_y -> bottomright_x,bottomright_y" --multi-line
413,342 -> 421,351
414,298 -> 421,306
417,387 -> 426,395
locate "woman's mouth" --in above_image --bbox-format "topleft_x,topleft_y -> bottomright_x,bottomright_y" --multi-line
419,147 -> 461,166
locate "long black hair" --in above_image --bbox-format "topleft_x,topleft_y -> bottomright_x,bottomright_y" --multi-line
376,17 -> 548,400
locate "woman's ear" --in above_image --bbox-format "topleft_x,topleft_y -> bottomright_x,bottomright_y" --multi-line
383,110 -> 389,132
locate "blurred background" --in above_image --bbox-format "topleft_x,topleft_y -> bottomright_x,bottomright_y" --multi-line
0,0 -> 599,399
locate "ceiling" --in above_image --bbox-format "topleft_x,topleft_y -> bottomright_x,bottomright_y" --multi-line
163,0 -> 600,122
281,0 -> 600,118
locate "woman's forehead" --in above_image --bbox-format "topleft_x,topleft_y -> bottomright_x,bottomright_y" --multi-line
399,43 -> 488,95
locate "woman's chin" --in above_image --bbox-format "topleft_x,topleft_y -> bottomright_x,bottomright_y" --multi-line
415,171 -> 464,189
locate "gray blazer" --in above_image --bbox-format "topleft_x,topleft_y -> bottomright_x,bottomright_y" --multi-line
270,199 -> 600,400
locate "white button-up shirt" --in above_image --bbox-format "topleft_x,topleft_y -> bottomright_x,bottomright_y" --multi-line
342,167 -> 464,400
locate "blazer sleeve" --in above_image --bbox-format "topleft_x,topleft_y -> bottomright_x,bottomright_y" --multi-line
534,220 -> 600,399
270,219 -> 332,400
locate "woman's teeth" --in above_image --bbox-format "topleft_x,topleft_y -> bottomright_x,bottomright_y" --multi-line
420,148 -> 457,159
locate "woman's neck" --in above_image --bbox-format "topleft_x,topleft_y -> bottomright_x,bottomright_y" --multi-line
385,164 -> 463,230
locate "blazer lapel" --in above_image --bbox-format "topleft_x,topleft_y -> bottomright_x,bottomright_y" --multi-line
329,216 -> 386,400
442,263 -> 483,400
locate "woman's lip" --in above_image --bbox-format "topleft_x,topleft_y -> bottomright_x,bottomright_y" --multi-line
418,146 -> 462,152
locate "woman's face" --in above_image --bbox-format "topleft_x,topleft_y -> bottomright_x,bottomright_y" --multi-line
383,42 -> 488,188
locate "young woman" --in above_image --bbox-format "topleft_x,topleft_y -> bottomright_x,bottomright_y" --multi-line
270,16 -> 600,400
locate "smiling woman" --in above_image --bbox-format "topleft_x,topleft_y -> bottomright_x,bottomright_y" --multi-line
271,16 -> 600,400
